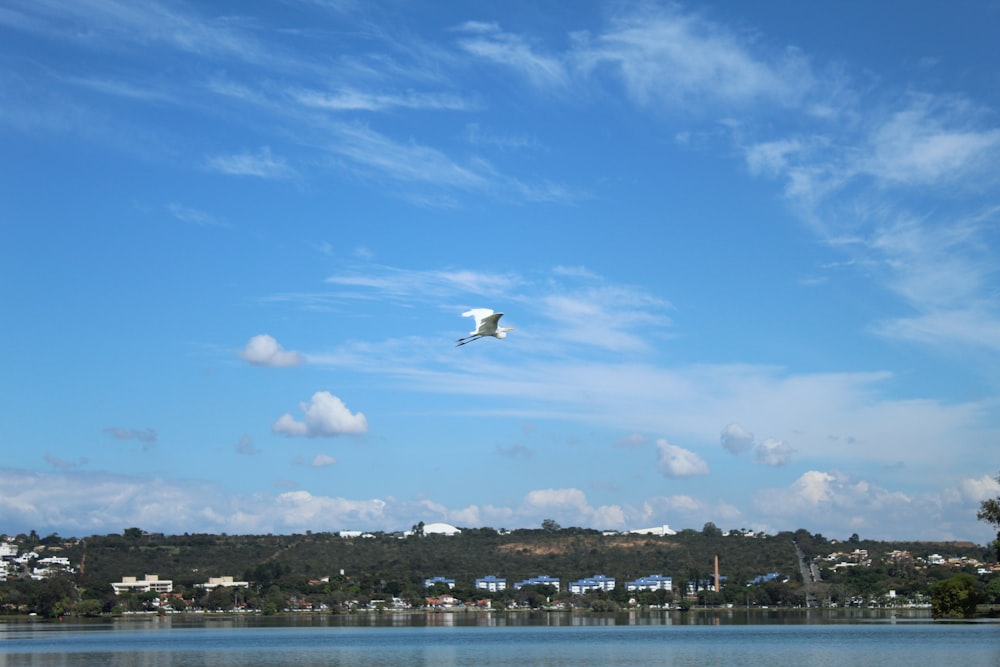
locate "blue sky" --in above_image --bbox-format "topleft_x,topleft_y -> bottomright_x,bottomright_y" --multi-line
2,0 -> 999,542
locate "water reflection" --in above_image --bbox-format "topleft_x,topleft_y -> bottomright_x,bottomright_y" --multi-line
2,610 -> 999,667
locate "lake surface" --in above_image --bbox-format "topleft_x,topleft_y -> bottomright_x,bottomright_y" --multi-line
1,611 -> 998,666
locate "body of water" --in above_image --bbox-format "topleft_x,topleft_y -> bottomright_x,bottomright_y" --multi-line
1,611 -> 997,666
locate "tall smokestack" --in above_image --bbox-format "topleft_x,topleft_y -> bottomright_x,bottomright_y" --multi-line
714,555 -> 720,592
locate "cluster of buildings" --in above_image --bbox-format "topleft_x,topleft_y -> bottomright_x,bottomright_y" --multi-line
0,538 -> 75,581
110,574 -> 249,596
819,548 -> 996,574
422,573 -> 674,595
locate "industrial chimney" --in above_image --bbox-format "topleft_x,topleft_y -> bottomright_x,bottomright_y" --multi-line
714,555 -> 720,593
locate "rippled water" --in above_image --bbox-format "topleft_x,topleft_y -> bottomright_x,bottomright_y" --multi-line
1,611 -> 997,666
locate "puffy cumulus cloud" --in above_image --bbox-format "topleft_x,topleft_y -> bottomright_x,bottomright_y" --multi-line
517,488 -> 626,531
655,439 -> 709,478
0,468 -> 992,541
957,474 -> 1000,503
524,488 -> 591,514
754,438 -> 795,466
721,423 -> 754,454
636,495 -> 745,533
240,334 -> 304,367
310,454 -> 337,468
749,470 -> 967,540
272,391 -> 368,438
272,491 -> 387,530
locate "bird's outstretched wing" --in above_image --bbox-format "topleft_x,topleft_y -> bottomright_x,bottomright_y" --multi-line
478,312 -> 504,335
462,308 -> 499,335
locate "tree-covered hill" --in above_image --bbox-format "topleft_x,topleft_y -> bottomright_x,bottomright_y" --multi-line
38,526 -> 985,595
3,525 -> 989,617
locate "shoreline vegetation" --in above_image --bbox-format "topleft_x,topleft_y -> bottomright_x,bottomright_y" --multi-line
1,525 -> 995,620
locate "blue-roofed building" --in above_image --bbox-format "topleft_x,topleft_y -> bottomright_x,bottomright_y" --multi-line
514,575 -> 561,591
475,575 -> 507,592
568,574 -> 616,594
423,576 -> 456,589
625,574 -> 673,592
747,572 -> 782,585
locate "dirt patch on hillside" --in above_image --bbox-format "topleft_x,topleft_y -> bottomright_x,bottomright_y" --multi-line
498,536 -> 678,555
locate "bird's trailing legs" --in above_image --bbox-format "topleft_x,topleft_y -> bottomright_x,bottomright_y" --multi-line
455,335 -> 483,347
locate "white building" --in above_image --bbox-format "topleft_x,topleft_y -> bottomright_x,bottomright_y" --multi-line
424,576 -> 456,589
422,523 -> 462,536
569,574 -> 616,594
625,574 -> 672,591
111,574 -> 174,595
514,575 -> 561,591
196,576 -> 249,590
628,525 -> 677,537
475,575 -> 507,592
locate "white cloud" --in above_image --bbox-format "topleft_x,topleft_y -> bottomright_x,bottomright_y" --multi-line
754,438 -> 795,466
455,22 -> 570,91
655,439 -> 709,478
615,433 -> 648,449
272,391 -> 369,438
720,422 -> 754,454
749,470 -> 956,539
0,468 -> 992,541
205,146 -> 294,178
240,334 -> 304,367
862,99 -> 1000,186
293,87 -> 471,112
167,202 -> 227,228
958,473 -> 1000,503
578,7 -> 813,110
523,488 -> 591,514
310,454 -> 337,468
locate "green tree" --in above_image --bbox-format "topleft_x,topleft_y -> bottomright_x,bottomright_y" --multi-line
931,574 -> 981,619
976,472 -> 1000,561
541,519 -> 561,532
702,522 -> 722,537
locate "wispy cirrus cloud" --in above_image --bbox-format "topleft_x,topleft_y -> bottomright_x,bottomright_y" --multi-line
454,21 -> 571,91
103,427 -> 157,449
575,7 -> 814,110
168,202 -> 228,228
204,146 -> 295,178
738,90 -> 1000,357
292,87 -> 473,112
326,264 -> 524,301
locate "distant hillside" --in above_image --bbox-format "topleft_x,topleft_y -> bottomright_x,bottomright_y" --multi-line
36,526 -> 986,595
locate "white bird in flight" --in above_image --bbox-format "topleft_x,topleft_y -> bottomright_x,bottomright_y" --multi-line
456,308 -> 515,347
